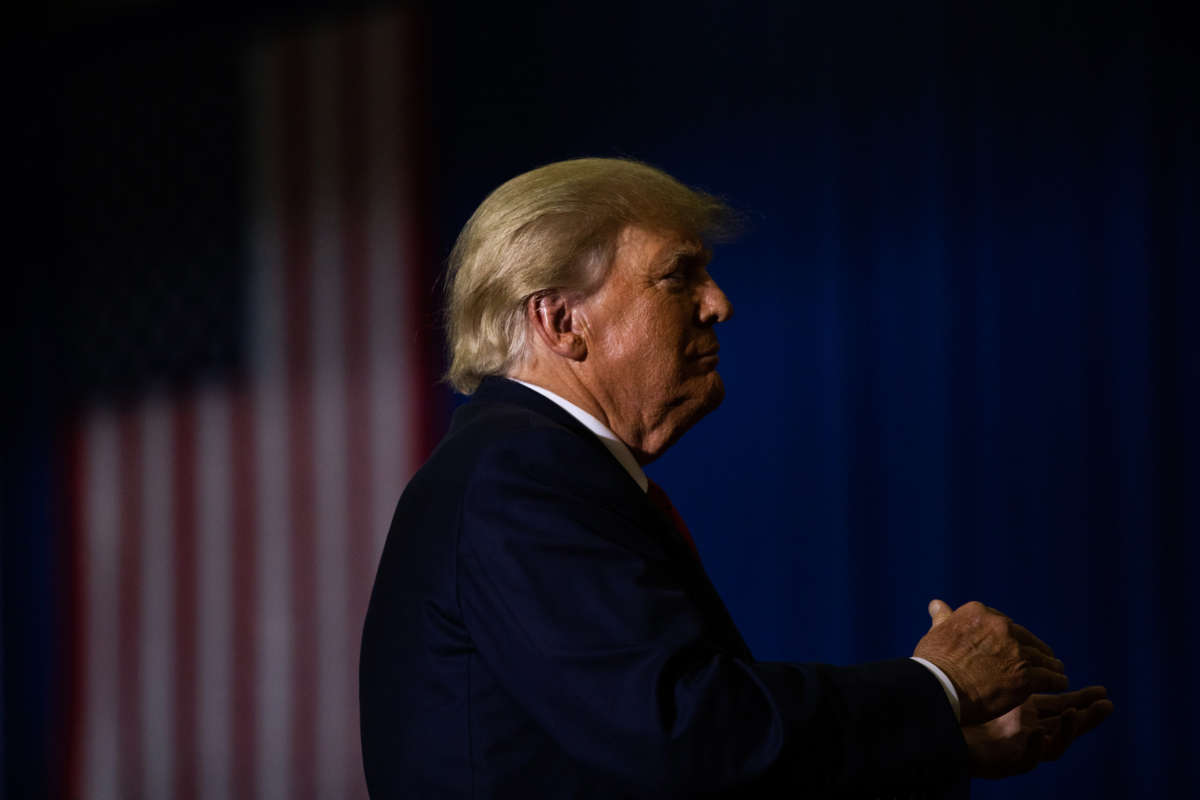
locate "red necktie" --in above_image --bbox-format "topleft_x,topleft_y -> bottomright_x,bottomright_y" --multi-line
645,479 -> 701,562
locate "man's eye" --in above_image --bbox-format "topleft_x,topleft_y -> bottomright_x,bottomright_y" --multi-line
662,272 -> 686,284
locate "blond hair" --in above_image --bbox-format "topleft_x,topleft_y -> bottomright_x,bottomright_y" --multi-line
444,158 -> 735,394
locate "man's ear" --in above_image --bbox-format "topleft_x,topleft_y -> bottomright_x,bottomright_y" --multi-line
526,291 -> 588,361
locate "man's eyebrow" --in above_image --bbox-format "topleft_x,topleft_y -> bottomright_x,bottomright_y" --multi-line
662,243 -> 712,270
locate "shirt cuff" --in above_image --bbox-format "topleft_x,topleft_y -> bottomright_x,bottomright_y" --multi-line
910,657 -> 961,723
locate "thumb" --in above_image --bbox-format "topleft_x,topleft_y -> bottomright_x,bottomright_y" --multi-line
927,598 -> 952,627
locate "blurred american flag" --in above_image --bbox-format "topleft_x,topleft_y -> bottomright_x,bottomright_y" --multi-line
65,8 -> 434,799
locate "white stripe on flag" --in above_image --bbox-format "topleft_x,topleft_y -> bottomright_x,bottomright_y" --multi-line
365,14 -> 413,562
140,393 -> 175,800
307,27 -> 353,800
248,40 -> 293,800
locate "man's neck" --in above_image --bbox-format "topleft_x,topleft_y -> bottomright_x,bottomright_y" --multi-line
507,365 -> 612,432
508,360 -> 659,466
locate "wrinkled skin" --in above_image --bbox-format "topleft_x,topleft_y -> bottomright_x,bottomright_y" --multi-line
512,225 -> 733,463
914,599 -> 1070,725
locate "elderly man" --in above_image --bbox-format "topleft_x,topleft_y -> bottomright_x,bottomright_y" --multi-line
359,158 -> 1110,798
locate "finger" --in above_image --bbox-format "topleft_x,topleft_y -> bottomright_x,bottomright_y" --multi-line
1033,686 -> 1109,717
1071,699 -> 1114,738
928,598 -> 953,627
1021,646 -> 1067,675
1009,623 -> 1057,658
1039,699 -> 1113,762
1028,666 -> 1070,693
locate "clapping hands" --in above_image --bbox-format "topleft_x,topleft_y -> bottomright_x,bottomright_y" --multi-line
913,598 -> 1112,779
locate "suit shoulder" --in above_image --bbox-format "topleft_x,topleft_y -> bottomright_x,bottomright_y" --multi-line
430,399 -> 613,485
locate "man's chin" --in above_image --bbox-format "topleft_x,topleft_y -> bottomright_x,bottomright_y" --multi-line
678,374 -> 726,432
639,376 -> 726,463
700,371 -> 725,413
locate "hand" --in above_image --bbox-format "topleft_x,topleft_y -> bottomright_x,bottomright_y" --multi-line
913,599 -> 1069,725
963,686 -> 1114,778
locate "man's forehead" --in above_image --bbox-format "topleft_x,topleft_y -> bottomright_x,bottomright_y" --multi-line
617,225 -> 711,267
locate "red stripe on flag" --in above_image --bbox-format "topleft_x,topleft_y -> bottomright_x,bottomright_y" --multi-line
172,392 -> 199,800
398,11 -> 439,467
230,389 -> 258,800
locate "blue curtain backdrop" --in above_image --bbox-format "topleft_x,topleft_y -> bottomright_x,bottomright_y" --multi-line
433,1 -> 1195,797
8,0 -> 1195,797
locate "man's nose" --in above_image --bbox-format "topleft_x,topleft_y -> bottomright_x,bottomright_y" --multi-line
697,277 -> 734,325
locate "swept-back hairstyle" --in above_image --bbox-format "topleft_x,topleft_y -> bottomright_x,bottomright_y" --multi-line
443,157 -> 736,394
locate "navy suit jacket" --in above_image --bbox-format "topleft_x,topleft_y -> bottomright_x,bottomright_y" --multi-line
359,377 -> 968,798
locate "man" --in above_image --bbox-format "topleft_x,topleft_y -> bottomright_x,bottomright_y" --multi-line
359,158 -> 1111,798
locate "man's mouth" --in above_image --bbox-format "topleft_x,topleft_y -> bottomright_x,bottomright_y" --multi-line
694,347 -> 720,368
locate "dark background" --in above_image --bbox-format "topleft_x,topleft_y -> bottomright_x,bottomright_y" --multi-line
9,0 -> 1196,796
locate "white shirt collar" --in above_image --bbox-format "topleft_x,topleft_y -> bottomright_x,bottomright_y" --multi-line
509,378 -> 649,493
